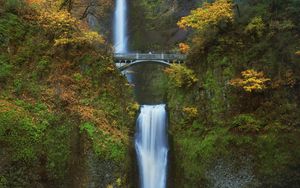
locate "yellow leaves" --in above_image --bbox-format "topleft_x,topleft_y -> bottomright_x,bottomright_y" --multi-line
26,0 -> 44,5
179,43 -> 190,54
126,102 -> 139,118
183,107 -> 198,119
295,51 -> 300,56
54,31 -> 104,46
164,64 -> 198,88
37,10 -> 77,34
177,0 -> 234,31
37,9 -> 105,47
230,69 -> 270,92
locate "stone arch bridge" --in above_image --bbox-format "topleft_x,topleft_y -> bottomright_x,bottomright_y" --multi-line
114,53 -> 186,70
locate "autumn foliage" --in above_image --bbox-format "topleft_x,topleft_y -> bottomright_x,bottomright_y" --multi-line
230,69 -> 271,92
35,4 -> 104,47
183,107 -> 198,119
164,64 -> 198,88
179,43 -> 190,54
177,0 -> 234,31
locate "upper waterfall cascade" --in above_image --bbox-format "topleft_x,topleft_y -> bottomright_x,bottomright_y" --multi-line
114,0 -> 128,53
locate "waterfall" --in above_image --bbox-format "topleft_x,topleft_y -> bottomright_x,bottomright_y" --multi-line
113,1 -> 169,187
114,0 -> 128,53
135,105 -> 169,188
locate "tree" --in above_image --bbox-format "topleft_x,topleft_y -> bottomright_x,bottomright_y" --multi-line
177,0 -> 234,31
230,69 -> 271,92
164,64 -> 198,88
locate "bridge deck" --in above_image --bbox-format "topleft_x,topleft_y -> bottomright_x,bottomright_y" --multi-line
114,53 -> 186,61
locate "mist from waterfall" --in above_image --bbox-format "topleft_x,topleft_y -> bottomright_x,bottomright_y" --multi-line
114,0 -> 128,53
135,105 -> 169,188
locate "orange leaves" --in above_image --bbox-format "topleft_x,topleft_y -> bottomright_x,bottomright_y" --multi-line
177,0 -> 234,31
179,43 -> 190,54
230,69 -> 270,92
0,100 -> 21,113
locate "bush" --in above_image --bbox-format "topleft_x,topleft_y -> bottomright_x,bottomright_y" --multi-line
4,0 -> 24,13
0,13 -> 26,44
0,100 -> 44,162
245,16 -> 266,38
183,106 -> 198,120
0,58 -> 12,83
232,114 -> 262,133
164,64 -> 198,88
230,69 -> 270,92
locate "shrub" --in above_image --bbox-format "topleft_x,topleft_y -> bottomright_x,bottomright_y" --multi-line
245,16 -> 266,38
230,69 -> 270,92
232,114 -> 262,133
80,122 -> 126,162
4,0 -> 24,13
164,64 -> 198,88
183,106 -> 198,119
0,100 -> 44,161
179,43 -> 190,54
0,13 -> 26,44
0,59 -> 12,83
177,0 -> 234,31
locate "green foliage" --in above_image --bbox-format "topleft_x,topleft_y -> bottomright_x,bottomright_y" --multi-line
4,0 -> 24,13
176,128 -> 231,184
0,176 -> 8,187
203,69 -> 225,123
0,101 -> 44,162
0,13 -> 26,44
254,132 -> 300,186
43,120 -> 71,181
232,114 -> 262,132
244,16 -> 266,38
80,122 -> 127,162
0,57 -> 12,83
80,122 -> 95,137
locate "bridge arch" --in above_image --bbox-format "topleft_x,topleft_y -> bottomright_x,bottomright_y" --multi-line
118,59 -> 172,71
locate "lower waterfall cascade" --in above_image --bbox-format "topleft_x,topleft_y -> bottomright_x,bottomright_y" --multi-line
135,104 -> 169,188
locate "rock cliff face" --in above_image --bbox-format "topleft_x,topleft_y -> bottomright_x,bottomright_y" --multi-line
70,0 -> 114,39
128,0 -> 201,51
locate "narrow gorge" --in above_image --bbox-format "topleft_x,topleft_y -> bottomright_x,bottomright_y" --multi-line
1,0 -> 300,188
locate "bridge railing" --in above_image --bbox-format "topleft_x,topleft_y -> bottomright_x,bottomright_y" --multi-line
114,53 -> 186,60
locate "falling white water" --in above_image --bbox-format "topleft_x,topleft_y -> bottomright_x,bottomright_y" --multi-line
135,105 -> 169,188
114,0 -> 128,53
